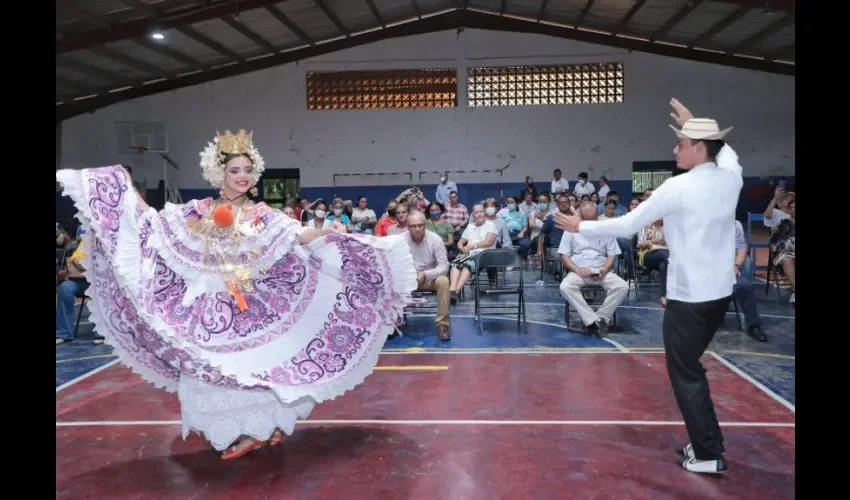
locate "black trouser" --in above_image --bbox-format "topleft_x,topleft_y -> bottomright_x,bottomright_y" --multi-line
663,296 -> 730,460
643,249 -> 669,297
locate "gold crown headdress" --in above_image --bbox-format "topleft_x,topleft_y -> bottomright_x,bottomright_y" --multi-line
216,129 -> 254,163
199,129 -> 265,188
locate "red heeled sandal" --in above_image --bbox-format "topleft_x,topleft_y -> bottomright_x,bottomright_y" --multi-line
221,438 -> 266,460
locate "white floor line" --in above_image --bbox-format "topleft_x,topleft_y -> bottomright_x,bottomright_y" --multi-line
55,419 -> 795,428
56,359 -> 120,393
707,351 -> 796,413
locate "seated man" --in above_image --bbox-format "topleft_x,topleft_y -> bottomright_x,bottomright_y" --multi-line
538,193 -> 572,281
405,212 -> 451,340
558,202 -> 629,336
56,239 -> 104,345
734,220 -> 767,342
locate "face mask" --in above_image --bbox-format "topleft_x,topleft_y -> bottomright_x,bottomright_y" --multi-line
538,203 -> 549,211
315,210 -> 326,218
485,207 -> 496,216
439,177 -> 446,183
430,211 -> 442,220
580,179 -> 586,185
333,209 -> 342,216
507,203 -> 516,211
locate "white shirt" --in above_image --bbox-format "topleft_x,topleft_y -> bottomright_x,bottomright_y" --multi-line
551,178 -> 570,195
764,208 -> 790,228
461,220 -> 497,255
597,184 -> 610,200
573,180 -> 596,196
558,231 -> 621,270
577,145 -> 743,303
351,207 -> 376,223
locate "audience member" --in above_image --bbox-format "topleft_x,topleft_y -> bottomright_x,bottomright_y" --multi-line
519,191 -> 537,215
406,212 -> 451,340
351,196 -> 377,234
597,176 -> 610,200
56,239 -> 104,345
589,192 -> 600,205
734,220 -> 768,341
551,168 -> 569,195
425,202 -> 456,259
558,202 -> 628,336
573,171 -> 595,196
500,196 -> 531,258
282,206 -> 296,219
767,196 -> 795,306
538,194 -> 572,280
375,200 -> 399,236
442,191 -> 469,233
449,204 -> 497,303
308,203 -> 329,229
484,198 -> 511,246
528,193 -> 553,258
598,190 -> 626,216
638,219 -> 670,307
523,176 -> 538,199
435,172 -> 458,205
387,204 -> 410,236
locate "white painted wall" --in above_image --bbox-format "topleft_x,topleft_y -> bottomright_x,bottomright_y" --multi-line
60,28 -> 795,190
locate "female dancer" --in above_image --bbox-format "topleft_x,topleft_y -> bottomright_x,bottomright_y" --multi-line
56,130 -> 416,459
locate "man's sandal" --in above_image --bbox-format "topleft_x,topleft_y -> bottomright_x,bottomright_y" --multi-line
221,439 -> 265,460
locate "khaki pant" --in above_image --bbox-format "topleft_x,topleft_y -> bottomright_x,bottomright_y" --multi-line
559,273 -> 628,326
419,275 -> 450,328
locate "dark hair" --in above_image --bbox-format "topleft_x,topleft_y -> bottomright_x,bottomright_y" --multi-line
696,140 -> 725,161
600,175 -> 608,182
578,172 -> 588,179
358,196 -> 367,203
428,202 -> 445,213
604,199 -> 617,208
123,165 -> 133,175
607,190 -> 618,198
222,153 -> 253,165
553,169 -> 561,174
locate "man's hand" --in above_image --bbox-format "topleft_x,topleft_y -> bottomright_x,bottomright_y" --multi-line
577,268 -> 593,278
554,206 -> 582,233
330,220 -> 346,233
734,264 -> 741,276
599,267 -> 610,279
417,271 -> 426,286
670,98 -> 694,126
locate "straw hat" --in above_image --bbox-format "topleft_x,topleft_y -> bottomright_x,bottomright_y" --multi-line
670,118 -> 733,140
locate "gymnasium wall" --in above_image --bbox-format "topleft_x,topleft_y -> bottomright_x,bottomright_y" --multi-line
59,28 -> 795,216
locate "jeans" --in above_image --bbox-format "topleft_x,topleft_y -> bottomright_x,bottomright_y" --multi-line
733,257 -> 761,327
56,279 -> 89,340
643,249 -> 669,297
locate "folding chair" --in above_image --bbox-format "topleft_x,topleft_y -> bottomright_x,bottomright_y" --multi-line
473,249 -> 527,334
563,283 -> 619,328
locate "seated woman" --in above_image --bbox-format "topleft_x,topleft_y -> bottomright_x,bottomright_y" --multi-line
768,197 -> 795,306
386,203 -> 410,236
426,202 -> 457,260
499,196 -> 531,259
638,219 -> 669,307
306,203 -> 330,228
326,199 -> 352,232
449,204 -> 497,303
56,238 -> 104,345
528,193 -> 553,261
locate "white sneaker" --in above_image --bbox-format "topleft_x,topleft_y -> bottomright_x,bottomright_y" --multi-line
680,455 -> 728,474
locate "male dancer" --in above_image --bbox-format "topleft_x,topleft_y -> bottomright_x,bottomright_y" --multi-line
555,99 -> 741,474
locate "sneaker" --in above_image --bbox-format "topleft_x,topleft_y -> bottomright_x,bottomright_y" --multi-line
680,455 -> 728,474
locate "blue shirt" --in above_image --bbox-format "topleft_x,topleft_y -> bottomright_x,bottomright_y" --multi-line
435,181 -> 458,204
539,213 -> 565,248
327,214 -> 351,225
500,210 -> 527,232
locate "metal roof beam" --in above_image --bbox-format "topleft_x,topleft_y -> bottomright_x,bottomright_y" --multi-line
132,37 -> 210,72
90,46 -> 175,79
314,0 -> 350,37
57,9 -> 794,121
576,0 -> 596,28
726,14 -> 794,54
56,56 -> 142,88
536,0 -> 550,22
611,0 -> 649,36
688,4 -> 750,48
364,0 -> 387,28
58,0 -> 288,54
649,0 -> 704,42
176,26 -> 247,63
265,5 -> 314,45
220,15 -> 279,55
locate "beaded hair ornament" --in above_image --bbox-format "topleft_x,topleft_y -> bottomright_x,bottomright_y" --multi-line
199,129 -> 265,189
